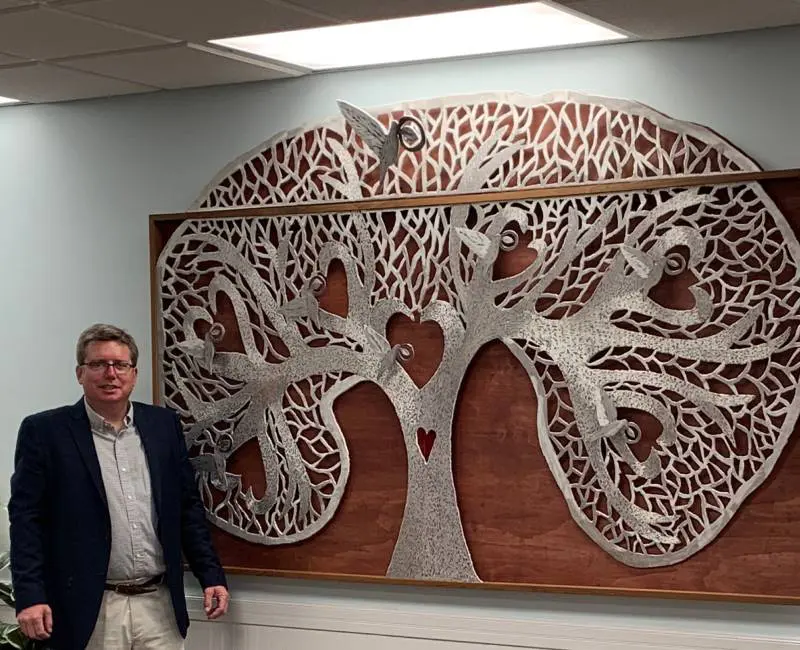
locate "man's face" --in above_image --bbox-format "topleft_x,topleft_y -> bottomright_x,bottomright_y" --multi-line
76,341 -> 138,407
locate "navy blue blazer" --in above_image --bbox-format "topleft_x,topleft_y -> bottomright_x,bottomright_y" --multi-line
8,399 -> 227,650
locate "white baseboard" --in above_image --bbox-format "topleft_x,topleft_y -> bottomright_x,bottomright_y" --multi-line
4,596 -> 799,649
5,593 -> 799,649
185,594 -> 800,650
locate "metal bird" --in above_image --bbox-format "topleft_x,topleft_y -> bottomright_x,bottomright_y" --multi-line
337,100 -> 426,182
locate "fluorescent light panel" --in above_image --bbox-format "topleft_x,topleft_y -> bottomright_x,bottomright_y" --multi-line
0,95 -> 20,106
210,2 -> 627,71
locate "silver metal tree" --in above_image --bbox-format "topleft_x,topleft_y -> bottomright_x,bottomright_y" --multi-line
156,92 -> 800,581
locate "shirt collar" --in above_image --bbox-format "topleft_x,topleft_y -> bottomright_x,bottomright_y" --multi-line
84,398 -> 134,432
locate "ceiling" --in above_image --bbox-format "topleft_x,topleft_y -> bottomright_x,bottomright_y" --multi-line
0,0 -> 799,104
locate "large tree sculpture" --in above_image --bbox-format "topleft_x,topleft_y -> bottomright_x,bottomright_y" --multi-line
156,91 -> 800,581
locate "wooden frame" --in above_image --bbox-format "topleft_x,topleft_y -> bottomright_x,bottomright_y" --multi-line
150,168 -> 800,604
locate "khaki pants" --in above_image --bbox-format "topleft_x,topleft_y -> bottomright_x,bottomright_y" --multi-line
85,585 -> 184,650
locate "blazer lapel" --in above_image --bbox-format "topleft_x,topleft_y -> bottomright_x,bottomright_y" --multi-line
133,405 -> 164,520
67,399 -> 107,506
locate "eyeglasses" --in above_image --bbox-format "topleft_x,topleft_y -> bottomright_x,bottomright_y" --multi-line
82,360 -> 136,374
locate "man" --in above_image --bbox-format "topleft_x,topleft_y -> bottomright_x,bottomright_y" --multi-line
9,324 -> 230,649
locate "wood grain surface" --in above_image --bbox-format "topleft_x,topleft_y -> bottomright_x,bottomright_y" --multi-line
151,176 -> 800,602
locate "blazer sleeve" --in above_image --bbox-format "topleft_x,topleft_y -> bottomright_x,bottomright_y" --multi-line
8,416 -> 49,612
171,412 -> 227,590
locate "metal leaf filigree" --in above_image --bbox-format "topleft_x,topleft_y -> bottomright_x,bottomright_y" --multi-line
157,92 -> 800,580
194,91 -> 756,210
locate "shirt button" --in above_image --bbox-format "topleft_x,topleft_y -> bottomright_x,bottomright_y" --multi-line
121,468 -> 127,472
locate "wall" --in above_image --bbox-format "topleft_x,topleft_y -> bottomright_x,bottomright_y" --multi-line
1,24 -> 799,648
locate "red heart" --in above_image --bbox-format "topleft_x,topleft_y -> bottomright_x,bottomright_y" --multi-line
386,313 -> 445,388
416,428 -> 436,462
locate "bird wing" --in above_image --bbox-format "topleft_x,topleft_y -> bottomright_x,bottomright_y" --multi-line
455,227 -> 493,259
337,100 -> 387,157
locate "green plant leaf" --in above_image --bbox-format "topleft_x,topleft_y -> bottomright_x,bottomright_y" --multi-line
0,622 -> 26,650
0,553 -> 9,572
0,582 -> 14,609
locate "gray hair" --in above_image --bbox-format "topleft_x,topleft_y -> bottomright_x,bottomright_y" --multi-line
76,324 -> 139,367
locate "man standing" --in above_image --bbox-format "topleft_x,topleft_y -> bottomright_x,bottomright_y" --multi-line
9,324 -> 229,649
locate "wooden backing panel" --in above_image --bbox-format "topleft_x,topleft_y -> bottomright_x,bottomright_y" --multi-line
152,169 -> 800,222
151,175 -> 800,603
454,340 -> 800,599
211,382 -> 408,574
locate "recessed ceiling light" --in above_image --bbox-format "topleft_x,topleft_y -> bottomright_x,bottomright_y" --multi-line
0,96 -> 20,106
209,2 -> 627,72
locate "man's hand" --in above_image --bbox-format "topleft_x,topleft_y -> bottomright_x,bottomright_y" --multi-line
17,604 -> 52,641
203,585 -> 229,620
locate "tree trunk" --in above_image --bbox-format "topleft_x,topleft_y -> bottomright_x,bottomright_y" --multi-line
387,433 -> 479,582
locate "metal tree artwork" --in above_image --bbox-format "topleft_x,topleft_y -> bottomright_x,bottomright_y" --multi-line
156,92 -> 800,581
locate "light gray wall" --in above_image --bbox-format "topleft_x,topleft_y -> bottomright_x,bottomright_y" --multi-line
1,23 -> 799,639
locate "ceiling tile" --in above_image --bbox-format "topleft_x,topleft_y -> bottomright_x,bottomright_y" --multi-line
288,0 -> 526,22
59,0 -> 336,42
554,0 -> 800,38
61,44 -> 297,89
0,62 -> 156,102
0,6 -> 169,60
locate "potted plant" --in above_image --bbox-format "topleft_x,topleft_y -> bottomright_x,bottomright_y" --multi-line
0,552 -> 43,650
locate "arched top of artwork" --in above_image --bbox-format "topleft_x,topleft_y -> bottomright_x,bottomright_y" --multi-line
192,90 -> 760,210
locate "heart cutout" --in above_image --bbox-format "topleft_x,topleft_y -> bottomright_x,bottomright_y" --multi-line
317,258 -> 349,318
647,247 -> 697,313
196,289 -> 290,363
386,312 -> 445,388
493,226 -> 538,281
195,291 -> 246,354
416,428 -> 436,462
